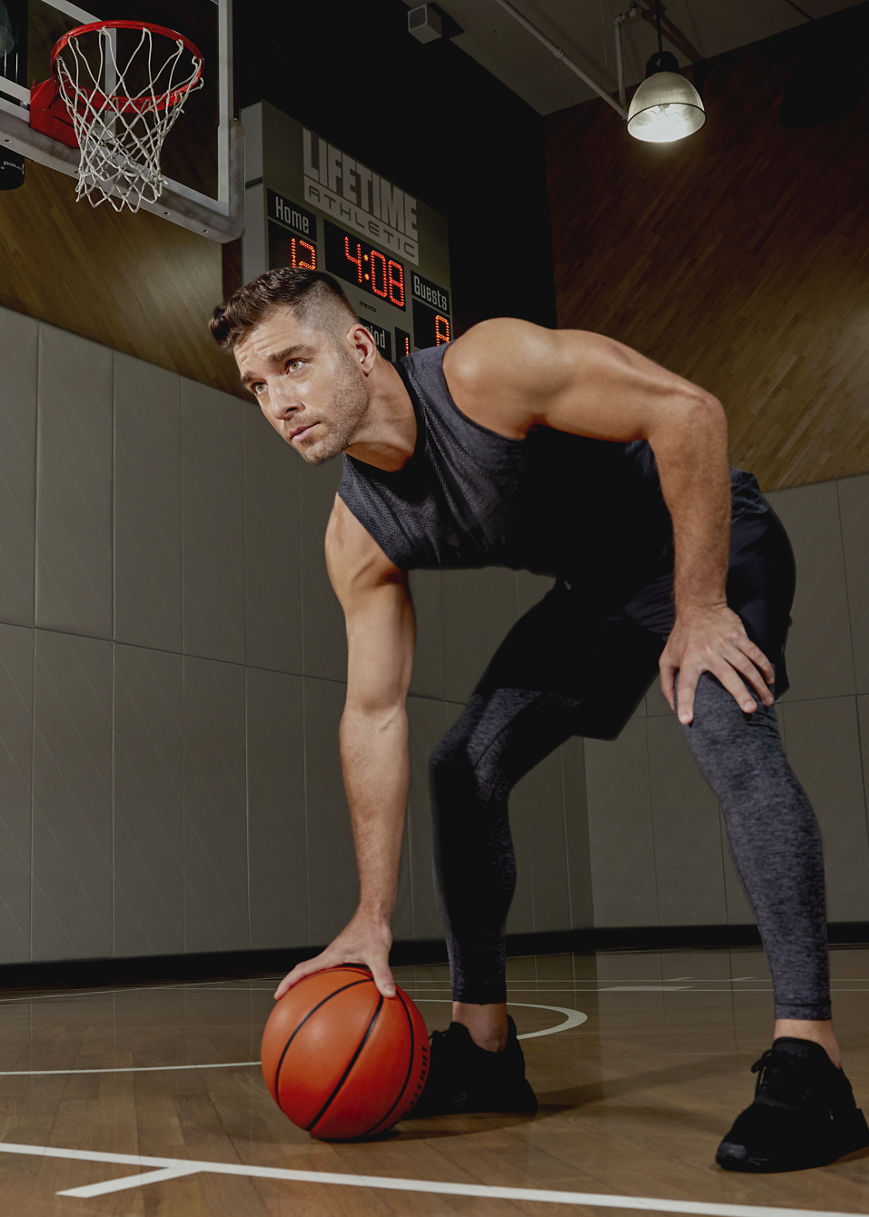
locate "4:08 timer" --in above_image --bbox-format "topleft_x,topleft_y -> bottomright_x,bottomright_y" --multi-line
324,220 -> 406,310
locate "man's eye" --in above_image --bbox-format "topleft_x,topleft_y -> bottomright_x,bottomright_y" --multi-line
286,359 -> 302,373
251,383 -> 266,397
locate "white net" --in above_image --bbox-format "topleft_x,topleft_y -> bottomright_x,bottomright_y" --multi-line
53,23 -> 204,213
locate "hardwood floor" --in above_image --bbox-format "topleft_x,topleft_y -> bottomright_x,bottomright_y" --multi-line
1,947 -> 868,1215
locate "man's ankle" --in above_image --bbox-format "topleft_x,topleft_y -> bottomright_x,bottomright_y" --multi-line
452,1001 -> 509,1052
773,1018 -> 842,1069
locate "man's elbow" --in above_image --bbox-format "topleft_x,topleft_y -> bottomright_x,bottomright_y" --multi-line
647,390 -> 727,451
680,390 -> 727,443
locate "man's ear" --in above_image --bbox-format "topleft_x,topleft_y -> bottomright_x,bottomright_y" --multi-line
347,324 -> 379,373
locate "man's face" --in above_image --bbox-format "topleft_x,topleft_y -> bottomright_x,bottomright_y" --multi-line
234,306 -> 370,466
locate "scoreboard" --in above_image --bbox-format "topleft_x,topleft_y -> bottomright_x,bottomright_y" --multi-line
241,103 -> 453,361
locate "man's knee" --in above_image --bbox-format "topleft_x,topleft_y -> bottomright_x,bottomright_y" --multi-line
429,716 -> 508,808
429,726 -> 481,807
679,672 -> 781,788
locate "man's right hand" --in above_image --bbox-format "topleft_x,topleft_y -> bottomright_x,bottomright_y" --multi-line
273,910 -> 395,1001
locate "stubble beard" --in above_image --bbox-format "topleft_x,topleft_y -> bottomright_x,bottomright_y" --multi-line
297,353 -> 370,467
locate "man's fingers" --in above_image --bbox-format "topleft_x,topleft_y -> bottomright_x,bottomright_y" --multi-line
717,663 -> 760,714
715,639 -> 775,708
725,649 -> 775,706
274,957 -> 324,1000
659,659 -> 676,712
735,641 -> 776,699
675,673 -> 697,725
373,967 -> 397,999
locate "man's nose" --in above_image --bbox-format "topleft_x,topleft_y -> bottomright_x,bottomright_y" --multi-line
265,380 -> 300,419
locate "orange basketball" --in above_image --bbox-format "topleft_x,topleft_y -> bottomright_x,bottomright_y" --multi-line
261,965 -> 430,1140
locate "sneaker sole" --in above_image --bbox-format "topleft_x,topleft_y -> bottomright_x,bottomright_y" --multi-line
716,1108 -> 869,1173
405,1081 -> 538,1120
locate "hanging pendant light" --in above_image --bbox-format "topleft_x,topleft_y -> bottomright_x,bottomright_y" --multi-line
627,2 -> 706,144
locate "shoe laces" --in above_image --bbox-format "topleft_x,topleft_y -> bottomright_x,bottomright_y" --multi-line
751,1047 -> 816,1106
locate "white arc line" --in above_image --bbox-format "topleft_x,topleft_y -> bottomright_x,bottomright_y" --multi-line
0,1142 -> 863,1214
413,999 -> 588,1039
0,1003 -> 588,1078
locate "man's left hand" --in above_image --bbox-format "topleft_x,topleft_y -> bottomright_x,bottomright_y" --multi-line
659,604 -> 775,725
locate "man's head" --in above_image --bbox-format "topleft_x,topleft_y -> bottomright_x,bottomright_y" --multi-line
209,267 -> 356,353
211,268 -> 375,466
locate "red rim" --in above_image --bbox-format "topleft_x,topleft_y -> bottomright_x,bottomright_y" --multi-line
51,20 -> 204,114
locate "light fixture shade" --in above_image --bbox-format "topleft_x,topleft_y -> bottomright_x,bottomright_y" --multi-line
627,72 -> 706,143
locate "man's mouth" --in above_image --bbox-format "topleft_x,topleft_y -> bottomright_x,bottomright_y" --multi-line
290,423 -> 317,444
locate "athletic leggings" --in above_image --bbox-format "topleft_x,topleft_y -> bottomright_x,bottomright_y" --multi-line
429,509 -> 831,1021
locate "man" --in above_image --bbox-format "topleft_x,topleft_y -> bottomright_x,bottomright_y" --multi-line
210,267 -> 867,1172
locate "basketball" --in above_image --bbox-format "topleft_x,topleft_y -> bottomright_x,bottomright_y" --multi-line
261,965 -> 430,1140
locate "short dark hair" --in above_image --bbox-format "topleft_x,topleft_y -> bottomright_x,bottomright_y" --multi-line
209,267 -> 356,351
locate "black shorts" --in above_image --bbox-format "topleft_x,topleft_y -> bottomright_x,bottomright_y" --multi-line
472,506 -> 796,741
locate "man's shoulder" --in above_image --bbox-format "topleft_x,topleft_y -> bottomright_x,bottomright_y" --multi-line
441,318 -> 558,439
444,318 -> 545,375
326,493 -> 406,588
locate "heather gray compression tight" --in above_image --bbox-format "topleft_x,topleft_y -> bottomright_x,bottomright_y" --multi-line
430,672 -> 831,1021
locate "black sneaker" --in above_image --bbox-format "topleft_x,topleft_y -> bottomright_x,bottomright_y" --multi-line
716,1037 -> 869,1172
403,1016 -> 538,1119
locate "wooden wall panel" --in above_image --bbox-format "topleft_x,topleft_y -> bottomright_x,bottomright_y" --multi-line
544,4 -> 869,490
0,0 -> 554,404
0,161 -> 239,394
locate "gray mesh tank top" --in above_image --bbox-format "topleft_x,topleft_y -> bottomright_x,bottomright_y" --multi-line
338,343 -> 767,605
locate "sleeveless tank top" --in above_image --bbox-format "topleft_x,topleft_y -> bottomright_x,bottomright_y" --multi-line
338,344 -> 768,608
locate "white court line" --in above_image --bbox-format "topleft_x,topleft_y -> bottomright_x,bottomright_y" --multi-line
0,1002 -> 586,1076
414,999 -> 588,1039
0,979 -> 257,1005
60,1164 -> 201,1198
0,1061 -> 260,1077
16,975 -> 869,1003
0,1141 -> 864,1214
601,987 -> 692,992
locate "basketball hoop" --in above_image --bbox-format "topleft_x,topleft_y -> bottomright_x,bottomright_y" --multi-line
36,20 -> 204,213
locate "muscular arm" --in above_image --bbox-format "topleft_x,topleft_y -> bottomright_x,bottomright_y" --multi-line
274,495 -> 414,1000
333,498 -> 415,923
443,319 -> 774,722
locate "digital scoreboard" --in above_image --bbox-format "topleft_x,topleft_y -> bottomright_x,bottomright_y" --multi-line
241,103 -> 453,361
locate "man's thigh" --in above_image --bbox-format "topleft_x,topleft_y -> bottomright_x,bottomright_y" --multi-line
472,583 -> 665,741
622,506 -> 797,696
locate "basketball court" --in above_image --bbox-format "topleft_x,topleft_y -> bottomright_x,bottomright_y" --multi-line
0,0 -> 867,1214
0,947 -> 868,1214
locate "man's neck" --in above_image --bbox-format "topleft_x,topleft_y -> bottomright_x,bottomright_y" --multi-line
345,362 -> 418,472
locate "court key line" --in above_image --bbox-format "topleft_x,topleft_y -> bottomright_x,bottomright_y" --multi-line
0,1141 -> 864,1214
0,1003 -> 587,1076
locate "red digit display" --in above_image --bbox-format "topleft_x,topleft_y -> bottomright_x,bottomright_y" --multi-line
343,236 -> 364,284
291,237 -> 316,270
435,314 -> 451,345
325,222 -> 407,311
369,249 -> 388,298
387,260 -> 405,308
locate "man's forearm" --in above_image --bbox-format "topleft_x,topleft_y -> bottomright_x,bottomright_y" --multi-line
339,704 -> 410,921
649,394 -> 731,615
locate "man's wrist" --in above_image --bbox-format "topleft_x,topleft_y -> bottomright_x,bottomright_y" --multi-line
674,596 -> 728,622
355,901 -> 393,927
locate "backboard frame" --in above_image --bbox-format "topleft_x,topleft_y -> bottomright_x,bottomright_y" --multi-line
0,0 -> 242,241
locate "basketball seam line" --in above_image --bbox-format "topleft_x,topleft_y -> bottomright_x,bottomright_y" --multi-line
356,988 -> 426,1138
307,994 -> 385,1135
271,977 -> 371,1116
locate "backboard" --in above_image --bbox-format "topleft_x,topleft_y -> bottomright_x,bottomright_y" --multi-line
0,0 -> 242,240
